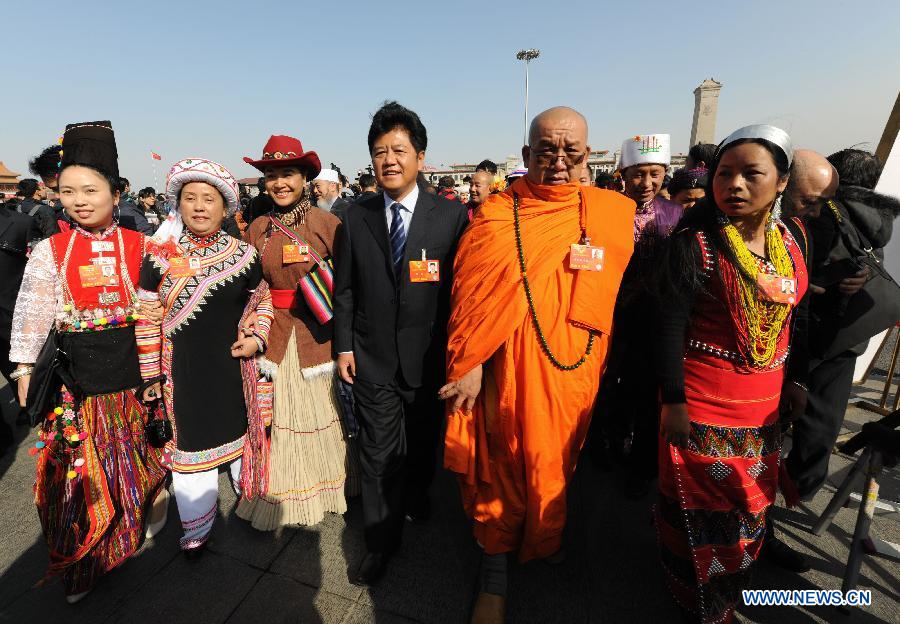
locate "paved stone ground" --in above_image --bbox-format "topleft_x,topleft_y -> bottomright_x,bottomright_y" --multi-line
0,340 -> 898,624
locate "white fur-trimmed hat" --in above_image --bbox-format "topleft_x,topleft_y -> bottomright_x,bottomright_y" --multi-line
166,157 -> 240,215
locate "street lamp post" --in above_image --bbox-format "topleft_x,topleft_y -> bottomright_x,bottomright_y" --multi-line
516,48 -> 540,146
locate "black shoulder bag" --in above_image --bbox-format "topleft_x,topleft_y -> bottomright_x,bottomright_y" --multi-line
25,328 -> 78,427
809,200 -> 900,360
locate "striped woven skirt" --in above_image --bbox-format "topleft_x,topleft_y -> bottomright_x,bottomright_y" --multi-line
34,390 -> 167,596
655,355 -> 786,624
236,330 -> 359,529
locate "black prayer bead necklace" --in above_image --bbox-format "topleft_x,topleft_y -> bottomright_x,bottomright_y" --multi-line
512,193 -> 594,371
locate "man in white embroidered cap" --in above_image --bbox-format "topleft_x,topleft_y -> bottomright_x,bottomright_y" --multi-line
312,168 -> 354,221
589,134 -> 686,499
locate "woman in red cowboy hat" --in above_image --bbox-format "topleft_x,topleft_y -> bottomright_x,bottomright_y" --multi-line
236,135 -> 358,530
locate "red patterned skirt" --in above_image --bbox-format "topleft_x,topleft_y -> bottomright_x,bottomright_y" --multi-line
34,390 -> 167,595
656,353 -> 787,624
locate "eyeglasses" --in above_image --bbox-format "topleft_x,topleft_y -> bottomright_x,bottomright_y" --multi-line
531,149 -> 587,167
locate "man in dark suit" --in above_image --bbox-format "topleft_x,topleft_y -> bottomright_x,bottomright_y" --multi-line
334,101 -> 468,585
0,203 -> 33,453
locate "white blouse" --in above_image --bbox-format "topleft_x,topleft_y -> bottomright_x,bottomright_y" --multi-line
9,239 -> 63,364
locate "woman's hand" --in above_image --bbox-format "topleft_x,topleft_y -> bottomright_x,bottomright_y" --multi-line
16,375 -> 30,408
438,364 -> 483,413
779,381 -> 808,423
660,403 -> 691,449
142,382 -> 162,403
242,312 -> 259,336
141,299 -> 164,326
231,336 -> 260,358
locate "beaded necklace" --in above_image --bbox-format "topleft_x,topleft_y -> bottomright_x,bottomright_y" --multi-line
512,192 -> 594,371
718,210 -> 794,368
276,194 -> 312,228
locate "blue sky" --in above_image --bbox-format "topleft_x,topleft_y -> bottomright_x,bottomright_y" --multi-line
3,0 -> 898,189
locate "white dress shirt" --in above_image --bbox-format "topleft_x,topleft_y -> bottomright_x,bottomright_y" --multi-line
383,184 -> 419,237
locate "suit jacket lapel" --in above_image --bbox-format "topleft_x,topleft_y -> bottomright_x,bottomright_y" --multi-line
403,191 -> 436,270
361,198 -> 395,282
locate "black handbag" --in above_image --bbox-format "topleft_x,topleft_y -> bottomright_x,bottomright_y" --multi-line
25,328 -> 78,427
138,374 -> 173,448
809,200 -> 900,359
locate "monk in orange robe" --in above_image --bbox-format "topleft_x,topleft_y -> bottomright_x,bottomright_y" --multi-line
440,107 -> 636,622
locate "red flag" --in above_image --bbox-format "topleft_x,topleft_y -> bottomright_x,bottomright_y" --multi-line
150,152 -> 162,160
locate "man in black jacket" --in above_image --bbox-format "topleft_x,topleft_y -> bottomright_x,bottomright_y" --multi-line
0,203 -> 33,453
242,178 -> 274,226
780,148 -> 899,569
29,144 -> 69,228
14,179 -> 59,244
115,177 -> 153,234
334,102 -> 468,586
786,149 -> 899,492
355,172 -> 379,204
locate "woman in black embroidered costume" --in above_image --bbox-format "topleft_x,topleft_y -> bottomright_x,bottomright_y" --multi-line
136,158 -> 273,554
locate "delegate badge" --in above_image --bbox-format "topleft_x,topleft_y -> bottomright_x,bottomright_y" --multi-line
282,244 -> 310,264
410,249 -> 440,282
757,273 -> 797,304
569,243 -> 605,271
169,257 -> 201,278
79,265 -> 118,288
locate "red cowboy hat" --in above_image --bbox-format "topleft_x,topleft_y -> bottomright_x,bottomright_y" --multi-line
243,135 -> 322,178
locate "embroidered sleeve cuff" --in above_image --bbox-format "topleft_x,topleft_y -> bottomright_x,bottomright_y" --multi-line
252,334 -> 266,354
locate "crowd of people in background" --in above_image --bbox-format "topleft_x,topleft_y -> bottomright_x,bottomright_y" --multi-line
0,101 -> 897,624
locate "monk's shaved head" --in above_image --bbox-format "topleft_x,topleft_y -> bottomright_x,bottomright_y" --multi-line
528,106 -> 588,147
792,149 -> 835,184
785,149 -> 839,219
524,107 -> 591,186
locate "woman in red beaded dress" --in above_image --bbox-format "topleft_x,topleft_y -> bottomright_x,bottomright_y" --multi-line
655,125 -> 810,624
9,121 -> 167,603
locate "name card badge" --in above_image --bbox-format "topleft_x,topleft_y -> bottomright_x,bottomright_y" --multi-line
757,273 -> 797,304
169,257 -> 201,278
283,244 -> 310,264
92,256 -> 117,266
91,241 -> 115,253
99,291 -> 121,304
410,249 -> 440,282
569,243 -> 605,271
79,265 -> 119,288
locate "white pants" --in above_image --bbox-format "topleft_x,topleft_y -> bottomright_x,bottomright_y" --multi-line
172,458 -> 242,550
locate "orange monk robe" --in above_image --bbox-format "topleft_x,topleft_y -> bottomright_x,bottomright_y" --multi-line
444,176 -> 636,562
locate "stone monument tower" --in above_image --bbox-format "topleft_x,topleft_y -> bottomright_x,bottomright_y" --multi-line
689,78 -> 722,146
